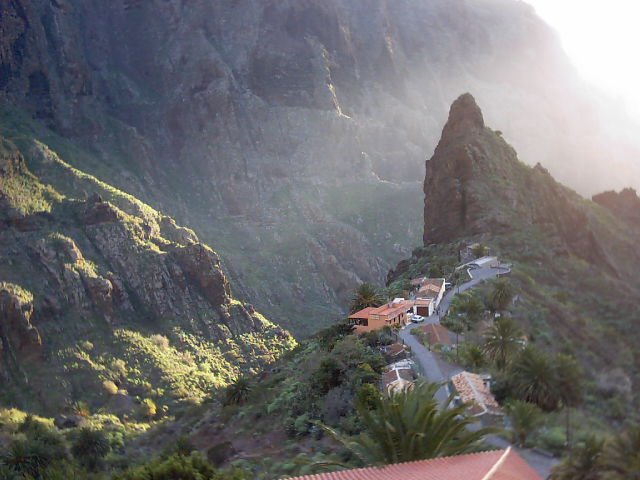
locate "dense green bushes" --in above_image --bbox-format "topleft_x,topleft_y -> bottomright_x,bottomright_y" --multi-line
114,453 -> 246,480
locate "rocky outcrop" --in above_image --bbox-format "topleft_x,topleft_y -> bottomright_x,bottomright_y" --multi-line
81,194 -> 120,225
0,283 -> 41,379
423,94 -> 638,278
593,188 -> 640,225
0,137 -> 295,413
173,243 -> 230,308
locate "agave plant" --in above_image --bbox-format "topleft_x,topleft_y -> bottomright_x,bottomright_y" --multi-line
224,378 -> 252,406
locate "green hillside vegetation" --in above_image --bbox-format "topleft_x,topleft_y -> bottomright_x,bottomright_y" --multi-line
173,324 -> 387,478
0,324 -> 391,478
0,117 -> 295,438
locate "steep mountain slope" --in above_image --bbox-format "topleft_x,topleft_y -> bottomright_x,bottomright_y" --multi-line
592,188 -> 640,225
2,0 -> 640,334
392,94 -> 640,411
0,120 -> 294,416
422,93 -> 640,282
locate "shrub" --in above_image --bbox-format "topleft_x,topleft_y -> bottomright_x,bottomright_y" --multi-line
113,452 -> 247,480
352,363 -> 377,385
321,386 -> 353,426
355,383 -> 380,411
1,430 -> 67,478
109,359 -> 128,380
312,358 -> 342,394
223,378 -> 251,406
150,334 -> 170,349
505,400 -> 543,447
79,340 -> 94,351
536,427 -> 567,456
71,401 -> 90,418
71,428 -> 110,471
206,441 -> 236,467
174,436 -> 196,456
140,398 -> 157,421
103,380 -> 119,395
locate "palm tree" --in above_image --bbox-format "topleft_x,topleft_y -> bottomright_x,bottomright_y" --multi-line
550,435 -> 606,480
450,292 -> 485,330
504,400 -> 542,447
71,428 -> 110,471
482,317 -> 523,370
331,381 -> 493,466
224,377 -> 252,406
464,344 -> 486,370
490,278 -> 514,312
350,283 -> 384,314
599,425 -> 640,479
443,316 -> 465,363
510,346 -> 560,412
555,354 -> 584,446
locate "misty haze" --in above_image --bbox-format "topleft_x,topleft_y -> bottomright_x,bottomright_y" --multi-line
0,1 -> 639,479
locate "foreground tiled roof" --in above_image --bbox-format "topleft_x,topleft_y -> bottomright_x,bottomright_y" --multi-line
289,448 -> 542,480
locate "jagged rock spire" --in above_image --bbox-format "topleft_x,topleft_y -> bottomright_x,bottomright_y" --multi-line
440,93 -> 485,141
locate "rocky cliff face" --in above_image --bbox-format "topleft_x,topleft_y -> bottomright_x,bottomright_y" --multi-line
593,188 -> 640,225
0,135 -> 293,414
423,94 -> 640,280
2,0 -> 640,334
391,95 -> 640,408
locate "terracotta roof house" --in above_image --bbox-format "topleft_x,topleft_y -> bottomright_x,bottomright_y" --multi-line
349,300 -> 412,333
451,371 -> 501,416
382,360 -> 415,394
382,368 -> 414,394
289,447 -> 542,480
420,324 -> 454,346
380,343 -> 407,359
409,278 -> 446,317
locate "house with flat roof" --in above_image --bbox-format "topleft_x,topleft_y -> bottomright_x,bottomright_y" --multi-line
289,447 -> 542,480
468,256 -> 500,269
349,299 -> 411,333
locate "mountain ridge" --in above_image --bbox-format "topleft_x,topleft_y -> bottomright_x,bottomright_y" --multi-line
3,0 -> 640,333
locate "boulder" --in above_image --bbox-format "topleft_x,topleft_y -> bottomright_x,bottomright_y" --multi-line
54,414 -> 87,429
82,195 -> 120,225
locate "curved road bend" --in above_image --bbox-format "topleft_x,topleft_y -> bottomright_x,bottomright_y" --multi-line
398,265 -> 557,478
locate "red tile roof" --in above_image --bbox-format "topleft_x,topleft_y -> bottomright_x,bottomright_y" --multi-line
289,448 -> 542,480
348,307 -> 377,319
382,343 -> 406,357
370,302 -> 409,317
420,324 -> 453,346
418,283 -> 443,298
411,277 -> 445,288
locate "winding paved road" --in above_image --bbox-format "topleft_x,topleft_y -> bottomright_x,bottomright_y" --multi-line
398,265 -> 557,478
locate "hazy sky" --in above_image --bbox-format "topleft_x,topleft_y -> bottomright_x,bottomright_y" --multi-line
526,0 -> 640,118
